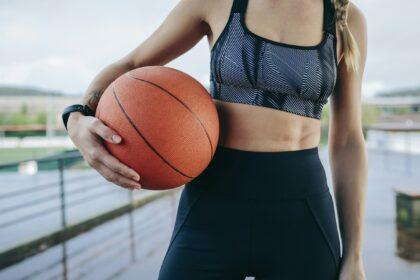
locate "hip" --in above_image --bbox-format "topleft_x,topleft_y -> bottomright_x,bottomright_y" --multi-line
186,144 -> 329,201
169,145 -> 342,273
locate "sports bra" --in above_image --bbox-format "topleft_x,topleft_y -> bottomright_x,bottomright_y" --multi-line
209,0 -> 338,120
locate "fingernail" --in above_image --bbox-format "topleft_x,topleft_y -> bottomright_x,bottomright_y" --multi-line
112,135 -> 121,143
132,175 -> 140,181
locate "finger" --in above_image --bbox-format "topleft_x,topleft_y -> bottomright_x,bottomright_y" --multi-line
83,147 -> 141,189
97,145 -> 141,181
89,118 -> 122,144
96,163 -> 142,190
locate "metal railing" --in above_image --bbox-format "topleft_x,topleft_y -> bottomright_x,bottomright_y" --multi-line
367,124 -> 420,175
0,150 -> 181,280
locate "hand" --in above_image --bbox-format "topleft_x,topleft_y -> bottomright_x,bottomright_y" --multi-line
339,254 -> 366,280
67,112 -> 142,190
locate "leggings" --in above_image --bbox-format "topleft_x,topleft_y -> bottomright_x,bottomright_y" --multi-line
158,145 -> 342,279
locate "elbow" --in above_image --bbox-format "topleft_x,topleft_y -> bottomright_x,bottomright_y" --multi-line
329,130 -> 366,152
329,132 -> 368,171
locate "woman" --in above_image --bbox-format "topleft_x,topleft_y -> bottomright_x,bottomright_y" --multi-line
64,0 -> 367,279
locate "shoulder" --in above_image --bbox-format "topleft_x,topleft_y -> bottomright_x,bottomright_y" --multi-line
171,0 -> 211,20
186,0 -> 234,36
347,1 -> 367,38
199,0 -> 233,22
175,0 -> 226,21
347,1 -> 368,64
335,1 -> 367,63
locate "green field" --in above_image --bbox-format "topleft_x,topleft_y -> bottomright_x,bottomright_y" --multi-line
0,147 -> 67,165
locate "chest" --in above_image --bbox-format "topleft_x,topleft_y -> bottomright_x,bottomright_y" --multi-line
210,16 -> 338,105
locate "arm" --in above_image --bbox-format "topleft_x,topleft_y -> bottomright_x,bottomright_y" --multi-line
67,0 -> 211,189
328,2 -> 368,278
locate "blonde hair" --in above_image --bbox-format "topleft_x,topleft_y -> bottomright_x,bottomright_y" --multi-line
333,0 -> 360,72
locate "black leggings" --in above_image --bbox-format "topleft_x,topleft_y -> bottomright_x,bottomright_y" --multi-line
158,145 -> 342,279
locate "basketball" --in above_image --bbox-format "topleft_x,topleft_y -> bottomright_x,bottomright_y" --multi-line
95,66 -> 219,190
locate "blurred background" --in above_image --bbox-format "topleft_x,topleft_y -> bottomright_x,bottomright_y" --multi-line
1,0 -> 420,279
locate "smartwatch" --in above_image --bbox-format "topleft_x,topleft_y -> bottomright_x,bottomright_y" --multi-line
62,104 -> 95,130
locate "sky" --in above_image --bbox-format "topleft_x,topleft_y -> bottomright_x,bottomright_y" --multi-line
0,0 -> 419,98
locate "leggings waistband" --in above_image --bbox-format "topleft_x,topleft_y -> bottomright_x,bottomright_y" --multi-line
190,145 -> 329,201
214,144 -> 319,158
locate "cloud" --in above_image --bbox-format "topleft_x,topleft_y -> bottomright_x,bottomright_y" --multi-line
0,56 -> 95,94
0,0 -> 419,94
0,22 -> 38,43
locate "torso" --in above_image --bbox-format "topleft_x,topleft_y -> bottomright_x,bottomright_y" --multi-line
203,0 -> 342,152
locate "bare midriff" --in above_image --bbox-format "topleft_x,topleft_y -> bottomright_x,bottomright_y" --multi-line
214,100 -> 322,152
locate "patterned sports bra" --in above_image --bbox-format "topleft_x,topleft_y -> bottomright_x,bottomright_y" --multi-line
209,0 -> 338,119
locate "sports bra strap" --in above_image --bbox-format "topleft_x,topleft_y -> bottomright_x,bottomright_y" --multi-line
231,0 -> 247,14
323,0 -> 337,36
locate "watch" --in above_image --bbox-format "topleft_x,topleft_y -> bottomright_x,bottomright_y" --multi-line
62,104 -> 95,130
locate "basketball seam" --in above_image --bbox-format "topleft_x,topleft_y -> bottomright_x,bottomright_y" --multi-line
126,74 -> 214,159
111,83 -> 194,179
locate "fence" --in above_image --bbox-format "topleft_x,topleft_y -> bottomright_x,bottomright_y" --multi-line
0,151 -> 180,280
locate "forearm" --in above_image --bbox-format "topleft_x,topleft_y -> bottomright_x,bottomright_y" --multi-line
329,139 -> 368,260
66,58 -> 139,131
81,59 -> 136,111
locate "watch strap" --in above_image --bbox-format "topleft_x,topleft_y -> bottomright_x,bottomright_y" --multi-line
62,104 -> 95,130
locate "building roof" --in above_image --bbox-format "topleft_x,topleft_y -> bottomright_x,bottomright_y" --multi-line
364,96 -> 420,107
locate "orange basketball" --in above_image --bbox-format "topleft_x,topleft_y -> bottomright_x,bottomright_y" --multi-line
95,66 -> 219,190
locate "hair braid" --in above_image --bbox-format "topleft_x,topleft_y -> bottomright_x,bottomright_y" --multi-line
333,0 -> 360,72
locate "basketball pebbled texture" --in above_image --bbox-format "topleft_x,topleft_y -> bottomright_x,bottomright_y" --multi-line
96,66 -> 219,190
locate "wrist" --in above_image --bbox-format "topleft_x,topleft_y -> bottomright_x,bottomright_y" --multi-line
62,104 -> 95,131
67,111 -> 83,133
343,250 -> 362,262
68,111 -> 83,123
